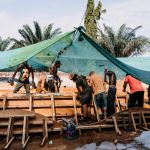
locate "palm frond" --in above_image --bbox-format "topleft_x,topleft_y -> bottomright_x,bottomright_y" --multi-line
43,24 -> 53,40
23,24 -> 37,43
34,21 -> 42,41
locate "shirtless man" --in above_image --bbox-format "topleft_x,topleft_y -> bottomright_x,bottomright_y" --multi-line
36,73 -> 47,93
49,61 -> 61,92
104,69 -> 117,116
89,71 -> 107,119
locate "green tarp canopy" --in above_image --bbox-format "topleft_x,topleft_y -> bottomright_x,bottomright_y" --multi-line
0,27 -> 150,84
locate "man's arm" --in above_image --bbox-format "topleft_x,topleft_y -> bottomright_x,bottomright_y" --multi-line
30,66 -> 36,88
12,66 -> 22,80
77,86 -> 83,96
123,81 -> 127,92
41,77 -> 47,92
10,66 -> 21,85
104,69 -> 109,83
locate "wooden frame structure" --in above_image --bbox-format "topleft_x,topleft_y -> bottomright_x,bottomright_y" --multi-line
1,92 -> 150,149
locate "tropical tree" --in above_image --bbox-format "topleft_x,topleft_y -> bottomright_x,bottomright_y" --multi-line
98,24 -> 150,57
11,21 -> 62,48
0,36 -> 12,51
84,0 -> 106,40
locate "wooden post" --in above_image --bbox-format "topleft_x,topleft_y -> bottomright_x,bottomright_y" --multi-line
141,112 -> 148,129
41,118 -> 48,146
112,116 -> 121,135
51,94 -> 56,121
29,94 -> 33,111
4,117 -> 15,149
22,116 -> 30,148
3,95 -> 7,110
72,93 -> 81,135
73,93 -> 78,125
92,95 -> 100,122
131,112 -> 137,132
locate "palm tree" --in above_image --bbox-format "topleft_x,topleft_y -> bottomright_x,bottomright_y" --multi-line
0,36 -> 12,51
11,21 -> 62,48
98,24 -> 150,57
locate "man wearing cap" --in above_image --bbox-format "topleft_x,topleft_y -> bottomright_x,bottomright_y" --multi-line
69,74 -> 92,123
49,61 -> 61,92
46,75 -> 57,92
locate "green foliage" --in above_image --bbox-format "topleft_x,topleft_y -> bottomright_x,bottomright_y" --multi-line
84,0 -> 106,40
11,21 -> 62,49
0,36 -> 12,51
98,24 -> 150,57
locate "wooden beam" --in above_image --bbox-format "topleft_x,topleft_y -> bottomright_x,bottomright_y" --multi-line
29,94 -> 33,111
41,118 -> 48,146
51,94 -> 56,121
3,95 -> 7,110
92,96 -> 100,122
131,112 -> 137,132
112,116 -> 121,135
22,116 -> 30,148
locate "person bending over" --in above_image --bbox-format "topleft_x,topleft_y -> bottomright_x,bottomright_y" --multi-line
89,71 -> 107,119
36,72 -> 47,93
69,74 -> 92,123
123,74 -> 144,108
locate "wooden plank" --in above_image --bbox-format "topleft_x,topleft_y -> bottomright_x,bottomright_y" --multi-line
29,94 -> 33,111
51,94 -> 55,121
73,93 -> 78,125
141,112 -> 148,129
112,116 -> 121,135
41,118 -> 48,146
92,95 -> 100,122
131,112 -> 137,132
6,117 -> 14,143
3,95 -> 7,110
22,116 -> 30,148
4,136 -> 15,149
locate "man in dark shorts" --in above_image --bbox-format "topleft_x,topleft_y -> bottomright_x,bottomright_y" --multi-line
104,69 -> 117,116
10,61 -> 35,95
49,61 -> 61,92
69,74 -> 92,123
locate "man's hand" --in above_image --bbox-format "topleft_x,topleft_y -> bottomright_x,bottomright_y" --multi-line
104,68 -> 108,74
122,89 -> 126,92
9,78 -> 14,86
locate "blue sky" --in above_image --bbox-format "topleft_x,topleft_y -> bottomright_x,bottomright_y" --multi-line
0,0 -> 150,39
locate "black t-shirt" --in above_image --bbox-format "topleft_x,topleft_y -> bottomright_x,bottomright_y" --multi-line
76,76 -> 90,93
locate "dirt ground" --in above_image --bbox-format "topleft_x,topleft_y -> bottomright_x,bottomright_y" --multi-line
0,129 -> 141,150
